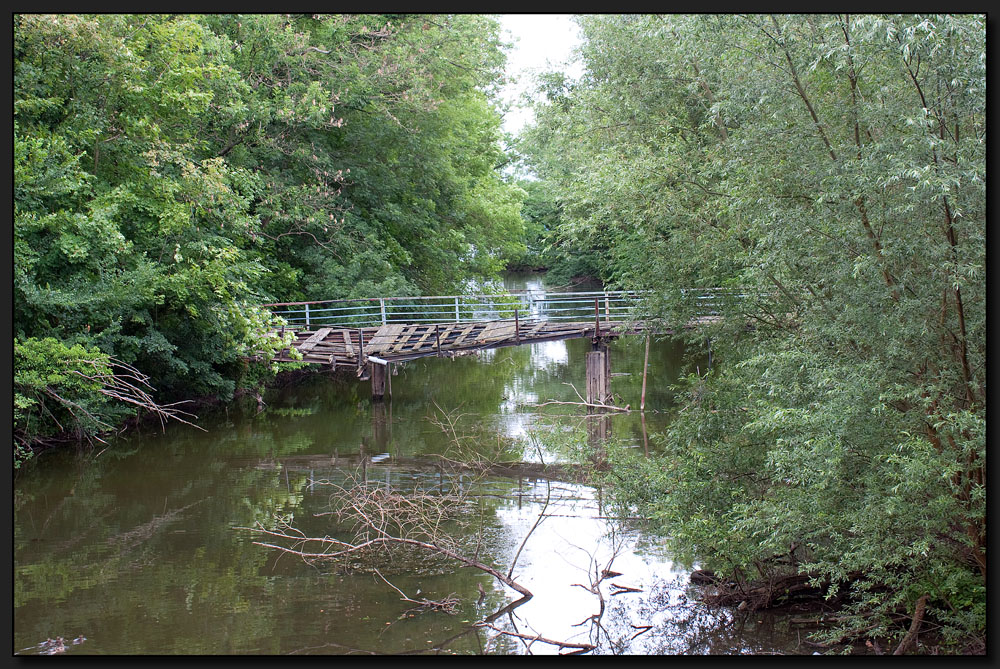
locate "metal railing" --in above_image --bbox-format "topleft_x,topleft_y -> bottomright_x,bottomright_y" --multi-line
261,288 -> 745,329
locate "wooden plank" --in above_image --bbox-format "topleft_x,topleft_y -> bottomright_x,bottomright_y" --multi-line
433,324 -> 457,350
539,325 -> 588,338
308,341 -> 342,351
391,325 -> 420,353
409,326 -> 436,352
365,324 -> 406,355
297,328 -> 333,353
396,326 -> 430,353
586,349 -> 610,405
449,323 -> 479,349
341,330 -> 355,357
518,322 -> 547,341
477,321 -> 517,344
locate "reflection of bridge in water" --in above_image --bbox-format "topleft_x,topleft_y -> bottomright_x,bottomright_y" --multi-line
262,289 -> 727,404
250,451 -> 594,485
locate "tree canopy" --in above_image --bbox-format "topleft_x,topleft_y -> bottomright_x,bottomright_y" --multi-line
12,12 -> 986,652
518,13 -> 985,651
14,13 -> 524,457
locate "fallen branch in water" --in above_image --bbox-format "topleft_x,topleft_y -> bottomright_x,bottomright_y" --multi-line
529,382 -> 633,413
373,568 -> 459,615
475,622 -> 596,655
69,357 -> 204,432
249,528 -> 533,598
630,624 -> 653,640
530,399 -> 632,413
244,474 -> 534,599
611,583 -> 643,595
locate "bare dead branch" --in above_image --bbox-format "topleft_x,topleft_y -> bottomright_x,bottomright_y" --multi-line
475,622 -> 596,655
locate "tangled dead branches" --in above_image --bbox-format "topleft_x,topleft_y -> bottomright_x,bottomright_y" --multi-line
243,470 -> 533,599
311,476 -> 468,546
69,356 -> 203,433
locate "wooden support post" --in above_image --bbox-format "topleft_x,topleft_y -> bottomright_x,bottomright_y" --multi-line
371,362 -> 387,400
435,324 -> 442,356
358,328 -> 365,369
515,309 -> 520,344
586,345 -> 610,406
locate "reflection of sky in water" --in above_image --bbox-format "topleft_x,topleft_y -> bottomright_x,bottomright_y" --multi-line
487,275 -> 585,444
485,480 -> 753,655
484,339 -> 570,443
530,340 -> 569,369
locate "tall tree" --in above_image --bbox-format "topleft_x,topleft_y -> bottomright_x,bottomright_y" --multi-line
520,14 -> 985,650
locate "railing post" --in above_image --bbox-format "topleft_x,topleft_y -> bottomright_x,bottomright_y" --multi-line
305,303 -> 311,327
455,296 -> 460,323
358,328 -> 365,372
515,309 -> 520,344
380,298 -> 387,326
594,298 -> 600,338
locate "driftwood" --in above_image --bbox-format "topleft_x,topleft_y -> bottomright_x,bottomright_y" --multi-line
373,568 -> 460,615
70,357 -> 203,432
691,566 -> 836,611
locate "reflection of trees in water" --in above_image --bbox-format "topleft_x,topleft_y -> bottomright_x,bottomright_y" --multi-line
617,578 -> 795,655
14,445 -> 307,652
16,354 -> 792,654
252,463 -> 798,655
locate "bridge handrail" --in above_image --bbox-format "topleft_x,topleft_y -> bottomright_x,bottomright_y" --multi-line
263,288 -> 748,329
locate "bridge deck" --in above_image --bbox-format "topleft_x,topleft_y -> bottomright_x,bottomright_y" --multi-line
274,319 -> 657,370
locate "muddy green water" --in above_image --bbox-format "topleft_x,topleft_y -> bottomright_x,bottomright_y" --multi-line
14,275 -> 804,655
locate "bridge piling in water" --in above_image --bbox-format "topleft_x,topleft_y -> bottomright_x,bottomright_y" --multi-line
371,362 -> 389,400
585,341 -> 611,406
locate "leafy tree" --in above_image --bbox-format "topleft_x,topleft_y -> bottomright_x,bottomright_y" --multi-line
520,14 -> 985,651
14,13 -> 522,457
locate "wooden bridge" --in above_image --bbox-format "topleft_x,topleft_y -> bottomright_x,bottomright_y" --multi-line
262,289 -> 728,402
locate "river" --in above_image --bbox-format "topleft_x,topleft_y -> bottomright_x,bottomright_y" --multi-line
14,274 -> 803,655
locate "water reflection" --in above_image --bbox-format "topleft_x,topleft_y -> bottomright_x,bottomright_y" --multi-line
14,274 -> 801,655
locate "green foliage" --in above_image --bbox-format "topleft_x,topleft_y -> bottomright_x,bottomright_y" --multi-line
14,13 -> 522,453
14,337 -> 128,457
522,14 -> 985,650
502,178 -> 603,285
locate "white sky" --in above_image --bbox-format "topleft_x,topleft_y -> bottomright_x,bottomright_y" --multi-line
498,14 -> 584,137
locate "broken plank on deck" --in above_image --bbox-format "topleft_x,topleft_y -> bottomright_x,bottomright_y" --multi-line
297,328 -> 333,353
365,324 -> 407,355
